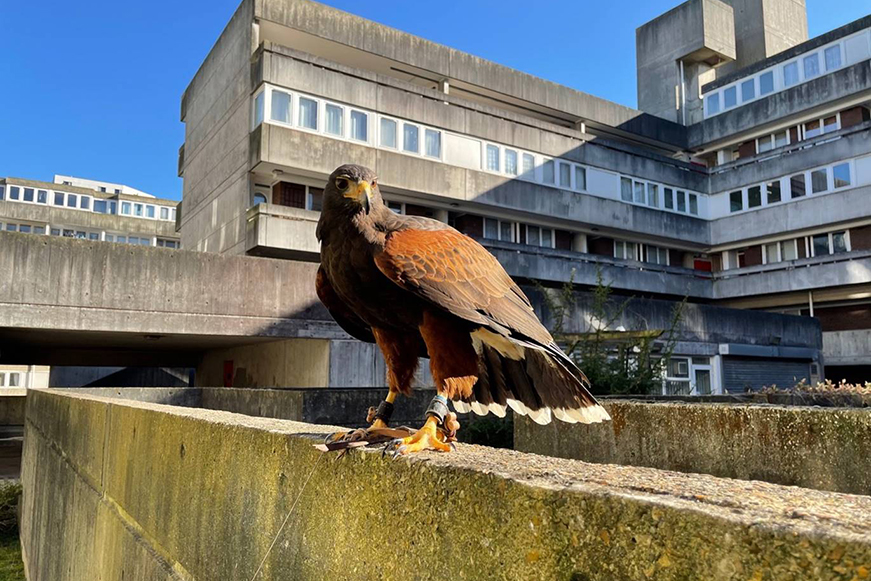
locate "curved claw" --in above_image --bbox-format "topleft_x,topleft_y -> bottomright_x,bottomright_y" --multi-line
382,438 -> 403,458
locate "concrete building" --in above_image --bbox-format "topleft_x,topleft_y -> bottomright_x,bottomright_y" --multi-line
0,175 -> 181,388
178,0 -> 871,392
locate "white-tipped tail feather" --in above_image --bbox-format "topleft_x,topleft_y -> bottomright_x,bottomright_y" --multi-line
454,397 -> 609,425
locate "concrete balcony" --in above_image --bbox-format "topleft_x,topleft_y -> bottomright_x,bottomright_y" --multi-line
245,202 -> 320,260
712,249 -> 871,299
480,239 -> 712,298
823,329 -> 871,366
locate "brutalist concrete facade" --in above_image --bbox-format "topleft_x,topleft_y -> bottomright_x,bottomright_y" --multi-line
179,0 -> 871,390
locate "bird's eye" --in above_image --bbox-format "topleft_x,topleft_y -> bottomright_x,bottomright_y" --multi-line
371,179 -> 378,188
335,177 -> 350,191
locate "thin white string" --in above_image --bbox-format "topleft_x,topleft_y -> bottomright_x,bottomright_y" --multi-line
249,452 -> 325,581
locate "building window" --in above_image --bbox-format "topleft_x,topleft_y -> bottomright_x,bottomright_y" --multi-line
825,45 -> 842,71
759,71 -> 774,95
833,163 -> 851,188
723,86 -> 737,109
645,245 -> 669,265
253,193 -> 267,205
403,123 -> 419,153
811,168 -> 828,193
121,202 -> 131,215
500,221 -> 514,242
54,192 -> 64,206
350,110 -> 368,142
689,193 -> 698,215
542,160 -> 555,184
632,181 -> 644,204
253,91 -> 264,127
758,136 -> 773,153
9,187 -> 19,201
380,118 -> 397,148
781,240 -> 798,261
271,90 -> 291,124
308,187 -> 324,212
706,93 -> 720,115
0,186 -> 3,200
23,188 -> 34,202
833,231 -> 848,254
783,62 -> 799,87
620,178 -> 633,202
747,185 -> 762,208
803,53 -> 820,79
804,119 -> 821,139
66,194 -> 77,208
160,207 -> 169,220
80,196 -> 90,210
37,190 -> 47,204
741,78 -> 755,102
774,130 -> 788,148
614,240 -> 639,261
559,163 -> 571,188
146,205 -> 155,218
134,203 -> 143,217
790,174 -> 806,198
424,129 -> 441,158
664,358 -> 691,395
823,115 -> 839,134
729,190 -> 743,212
766,180 -> 781,204
647,184 -> 658,207
298,97 -> 318,130
486,145 -> 500,172
325,104 -> 343,136
505,150 -> 518,175
527,225 -> 540,247
19,225 -> 31,234
676,190 -> 686,212
522,154 -> 535,179
664,188 -> 674,210
574,166 -> 586,191
94,200 -> 107,214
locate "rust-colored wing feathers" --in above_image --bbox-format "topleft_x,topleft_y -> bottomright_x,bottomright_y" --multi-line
374,228 -> 552,345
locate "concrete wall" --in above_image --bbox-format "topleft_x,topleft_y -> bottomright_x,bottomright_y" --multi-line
196,338 -> 330,387
515,399 -> 871,495
21,389 -> 871,580
823,329 -> 871,365
179,0 -> 254,254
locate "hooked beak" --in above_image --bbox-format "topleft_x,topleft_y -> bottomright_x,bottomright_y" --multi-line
344,179 -> 372,214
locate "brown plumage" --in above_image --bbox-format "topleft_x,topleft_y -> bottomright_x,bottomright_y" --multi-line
316,164 -> 609,427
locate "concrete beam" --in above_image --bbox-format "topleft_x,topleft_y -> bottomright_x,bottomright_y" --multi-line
21,389 -> 871,580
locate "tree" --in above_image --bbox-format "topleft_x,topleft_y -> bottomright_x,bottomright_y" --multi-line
536,269 -> 685,396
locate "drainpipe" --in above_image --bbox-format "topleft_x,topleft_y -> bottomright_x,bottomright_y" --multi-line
808,290 -> 815,317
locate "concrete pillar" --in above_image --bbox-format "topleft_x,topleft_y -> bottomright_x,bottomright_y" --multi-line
572,233 -> 587,254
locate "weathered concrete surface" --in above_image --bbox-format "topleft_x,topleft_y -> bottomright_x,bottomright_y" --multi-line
0,394 -> 25,426
516,399 -> 871,495
21,389 -> 871,580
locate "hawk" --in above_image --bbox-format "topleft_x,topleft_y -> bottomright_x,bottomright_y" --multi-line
316,164 -> 609,455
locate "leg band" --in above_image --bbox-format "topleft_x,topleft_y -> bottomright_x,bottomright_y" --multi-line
373,400 -> 394,424
426,394 -> 449,425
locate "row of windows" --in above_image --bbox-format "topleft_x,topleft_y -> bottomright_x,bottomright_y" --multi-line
620,177 -> 699,216
724,229 -> 850,270
614,241 -> 670,266
727,161 -> 852,213
0,372 -> 20,388
0,185 -> 176,221
0,221 -> 178,248
256,84 -> 708,218
703,29 -> 868,117
481,217 -> 555,249
481,142 -> 588,193
254,85 -> 443,160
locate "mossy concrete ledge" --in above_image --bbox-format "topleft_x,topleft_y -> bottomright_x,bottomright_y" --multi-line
515,399 -> 871,495
20,389 -> 871,581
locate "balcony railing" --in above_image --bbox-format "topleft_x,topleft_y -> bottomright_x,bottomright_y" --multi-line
713,248 -> 871,280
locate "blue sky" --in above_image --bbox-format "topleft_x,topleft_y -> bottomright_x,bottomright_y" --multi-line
0,1 -> 867,200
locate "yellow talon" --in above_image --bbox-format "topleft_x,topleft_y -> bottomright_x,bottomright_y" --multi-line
391,416 -> 452,455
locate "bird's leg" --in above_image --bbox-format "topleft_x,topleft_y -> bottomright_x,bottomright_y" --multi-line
383,394 -> 455,456
366,389 -> 398,429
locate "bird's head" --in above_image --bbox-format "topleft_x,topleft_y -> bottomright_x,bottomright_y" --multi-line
324,164 -> 381,215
